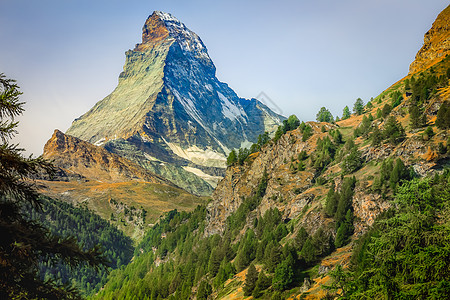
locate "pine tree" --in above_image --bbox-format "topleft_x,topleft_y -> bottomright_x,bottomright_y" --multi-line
252,271 -> 271,298
353,98 -> 364,115
226,149 -> 237,166
316,107 -> 334,123
436,101 -> 450,129
272,254 -> 294,291
0,73 -> 107,299
295,226 -> 309,250
342,106 -> 351,119
243,263 -> 258,296
383,116 -> 405,144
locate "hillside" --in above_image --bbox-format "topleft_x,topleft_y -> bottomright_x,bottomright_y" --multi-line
90,5 -> 450,300
39,130 -> 206,240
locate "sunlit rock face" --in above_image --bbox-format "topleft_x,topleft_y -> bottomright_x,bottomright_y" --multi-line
66,11 -> 284,195
409,5 -> 450,74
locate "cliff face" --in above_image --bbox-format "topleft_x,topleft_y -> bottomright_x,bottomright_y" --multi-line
43,129 -> 172,185
409,5 -> 450,74
65,11 -> 284,195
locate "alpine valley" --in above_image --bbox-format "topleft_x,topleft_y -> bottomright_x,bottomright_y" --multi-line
8,4 -> 450,300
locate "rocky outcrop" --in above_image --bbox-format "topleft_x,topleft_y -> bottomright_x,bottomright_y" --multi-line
65,11 -> 284,195
43,129 -> 173,185
206,123 -> 332,236
409,5 -> 450,74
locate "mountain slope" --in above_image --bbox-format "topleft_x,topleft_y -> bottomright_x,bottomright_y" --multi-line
43,129 -> 173,185
409,4 -> 450,74
65,11 -> 284,195
91,5 -> 449,300
39,130 -> 207,239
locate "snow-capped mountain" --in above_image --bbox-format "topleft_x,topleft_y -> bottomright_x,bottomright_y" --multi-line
65,11 -> 284,195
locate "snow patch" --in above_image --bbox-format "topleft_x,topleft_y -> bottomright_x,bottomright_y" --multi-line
218,92 -> 247,123
182,166 -> 223,187
162,138 -> 226,168
94,138 -> 106,146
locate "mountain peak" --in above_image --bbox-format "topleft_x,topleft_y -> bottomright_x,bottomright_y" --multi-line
66,11 -> 284,195
136,11 -> 211,68
409,5 -> 450,74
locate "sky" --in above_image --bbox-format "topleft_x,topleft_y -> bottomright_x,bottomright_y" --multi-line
0,0 -> 448,155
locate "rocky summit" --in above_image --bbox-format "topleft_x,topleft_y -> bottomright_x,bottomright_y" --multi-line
65,11 -> 284,195
409,5 -> 450,74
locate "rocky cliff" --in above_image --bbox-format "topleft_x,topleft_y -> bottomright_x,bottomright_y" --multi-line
65,11 -> 284,195
43,129 -> 172,185
409,5 -> 450,74
40,129 -> 206,239
207,4 -> 450,240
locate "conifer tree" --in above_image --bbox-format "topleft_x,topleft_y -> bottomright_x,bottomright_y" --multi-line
243,263 -> 258,296
353,98 -> 364,115
0,73 -> 106,299
342,106 -> 351,119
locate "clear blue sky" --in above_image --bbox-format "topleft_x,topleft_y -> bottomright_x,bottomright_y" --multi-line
1,0 -> 448,155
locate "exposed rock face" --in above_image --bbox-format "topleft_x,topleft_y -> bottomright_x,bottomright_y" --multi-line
206,123 -> 332,236
43,129 -> 172,185
66,11 -> 284,195
409,5 -> 450,74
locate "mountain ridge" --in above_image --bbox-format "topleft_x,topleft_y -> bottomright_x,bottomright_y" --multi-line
64,11 -> 284,194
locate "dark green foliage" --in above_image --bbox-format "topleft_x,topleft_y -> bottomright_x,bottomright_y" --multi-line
285,115 -> 301,131
436,101 -> 450,129
266,241 -> 282,272
235,229 -> 257,271
390,90 -> 403,108
274,115 -> 301,143
383,116 -> 405,144
0,74 -> 106,300
300,237 -> 316,263
324,183 -> 338,217
332,172 -> 450,299
312,227 -> 333,257
256,168 -> 269,198
372,158 -> 412,194
409,100 -> 426,129
238,148 -> 250,165
354,115 -> 372,138
274,125 -> 284,143
295,226 -> 309,250
229,132 -> 272,166
311,136 -> 337,172
335,176 -> 356,223
29,197 -> 133,295
335,210 -> 354,248
381,103 -> 392,118
301,124 -> 313,142
316,107 -> 334,123
252,271 -> 271,298
243,263 -> 258,296
272,254 -> 294,291
438,142 -> 447,154
353,98 -> 364,115
330,129 -> 343,144
226,149 -> 237,166
197,280 -> 212,300
370,124 -> 383,146
424,125 -> 434,138
342,147 -> 363,174
376,108 -> 382,119
298,150 -> 308,161
213,259 -> 235,288
342,106 -> 351,120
